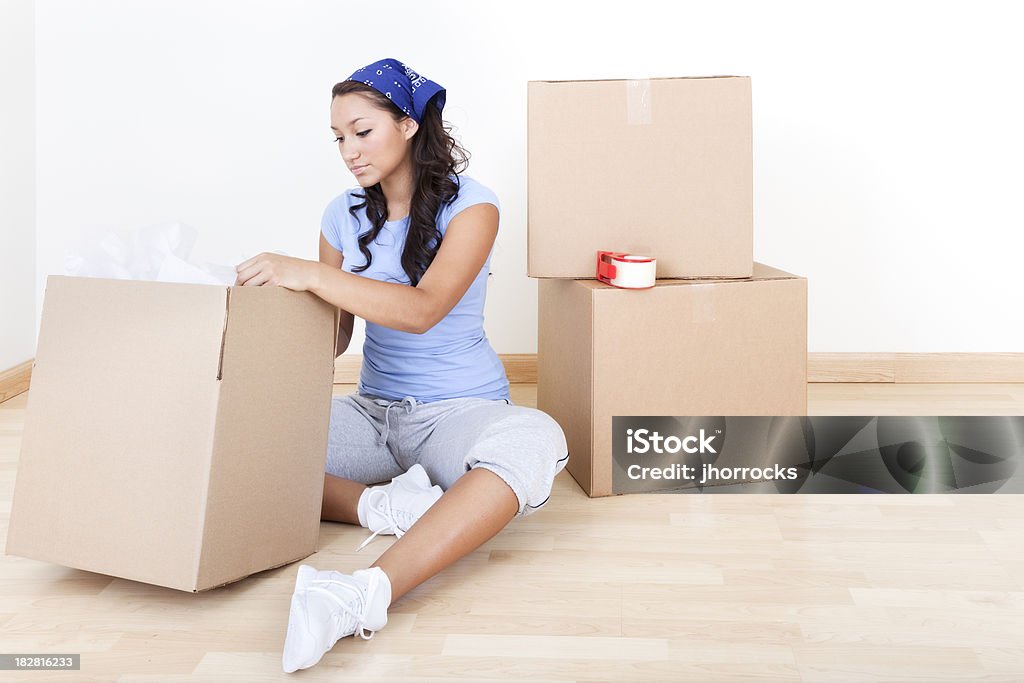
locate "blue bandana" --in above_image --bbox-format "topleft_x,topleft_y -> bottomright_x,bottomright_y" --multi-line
346,58 -> 446,124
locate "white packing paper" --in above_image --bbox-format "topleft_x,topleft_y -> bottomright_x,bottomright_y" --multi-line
62,222 -> 285,287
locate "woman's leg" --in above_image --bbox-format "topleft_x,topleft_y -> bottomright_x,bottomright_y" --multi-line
371,467 -> 519,601
321,394 -> 404,523
321,474 -> 367,525
373,399 -> 568,602
281,398 -> 567,674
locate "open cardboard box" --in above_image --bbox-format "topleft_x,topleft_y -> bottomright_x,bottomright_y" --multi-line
5,275 -> 340,592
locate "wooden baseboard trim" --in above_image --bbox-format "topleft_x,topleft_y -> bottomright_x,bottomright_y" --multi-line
3,353 -> 1022,406
807,352 -> 1024,383
0,360 -> 33,404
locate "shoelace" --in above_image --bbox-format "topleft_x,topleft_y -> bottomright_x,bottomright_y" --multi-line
355,488 -> 410,552
305,578 -> 376,640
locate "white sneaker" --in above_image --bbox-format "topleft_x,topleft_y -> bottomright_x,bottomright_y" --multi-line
281,563 -> 391,673
356,463 -> 443,551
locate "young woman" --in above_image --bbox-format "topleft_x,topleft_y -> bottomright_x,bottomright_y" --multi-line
234,58 -> 569,673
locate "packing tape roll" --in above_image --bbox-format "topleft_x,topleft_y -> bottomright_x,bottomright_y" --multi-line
596,251 -> 656,289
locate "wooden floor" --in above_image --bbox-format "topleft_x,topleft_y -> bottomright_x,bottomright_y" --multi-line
1,383 -> 1023,682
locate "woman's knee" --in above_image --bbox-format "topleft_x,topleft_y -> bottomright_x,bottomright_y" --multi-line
463,408 -> 569,517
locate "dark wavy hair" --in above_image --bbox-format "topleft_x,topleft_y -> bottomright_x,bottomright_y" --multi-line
331,80 -> 471,286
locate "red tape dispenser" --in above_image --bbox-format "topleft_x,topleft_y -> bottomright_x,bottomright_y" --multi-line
596,251 -> 656,289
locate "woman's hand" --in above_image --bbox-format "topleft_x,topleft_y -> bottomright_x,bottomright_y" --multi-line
234,252 -> 321,291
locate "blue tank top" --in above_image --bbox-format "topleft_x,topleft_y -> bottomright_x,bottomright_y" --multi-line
320,174 -> 510,403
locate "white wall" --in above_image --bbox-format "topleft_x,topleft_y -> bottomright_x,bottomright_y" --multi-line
0,0 -> 36,371
16,0 -> 1024,361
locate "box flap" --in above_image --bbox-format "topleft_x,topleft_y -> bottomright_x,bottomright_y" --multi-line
194,285 -> 337,590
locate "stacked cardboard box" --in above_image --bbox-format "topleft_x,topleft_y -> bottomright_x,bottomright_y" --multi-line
528,76 -> 807,497
5,276 -> 340,591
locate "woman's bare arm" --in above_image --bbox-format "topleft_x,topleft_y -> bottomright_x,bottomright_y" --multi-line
310,203 -> 498,335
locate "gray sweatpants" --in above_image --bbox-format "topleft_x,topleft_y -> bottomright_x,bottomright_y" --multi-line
325,393 -> 569,517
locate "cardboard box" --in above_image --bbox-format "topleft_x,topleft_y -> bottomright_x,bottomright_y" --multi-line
537,263 -> 807,497
5,275 -> 340,592
528,76 -> 753,279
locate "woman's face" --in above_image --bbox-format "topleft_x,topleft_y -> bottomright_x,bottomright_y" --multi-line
330,93 -> 418,187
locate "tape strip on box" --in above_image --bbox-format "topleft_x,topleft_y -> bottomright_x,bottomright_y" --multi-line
625,79 -> 652,125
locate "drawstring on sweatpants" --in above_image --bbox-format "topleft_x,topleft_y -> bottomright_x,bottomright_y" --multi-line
378,396 -> 416,445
